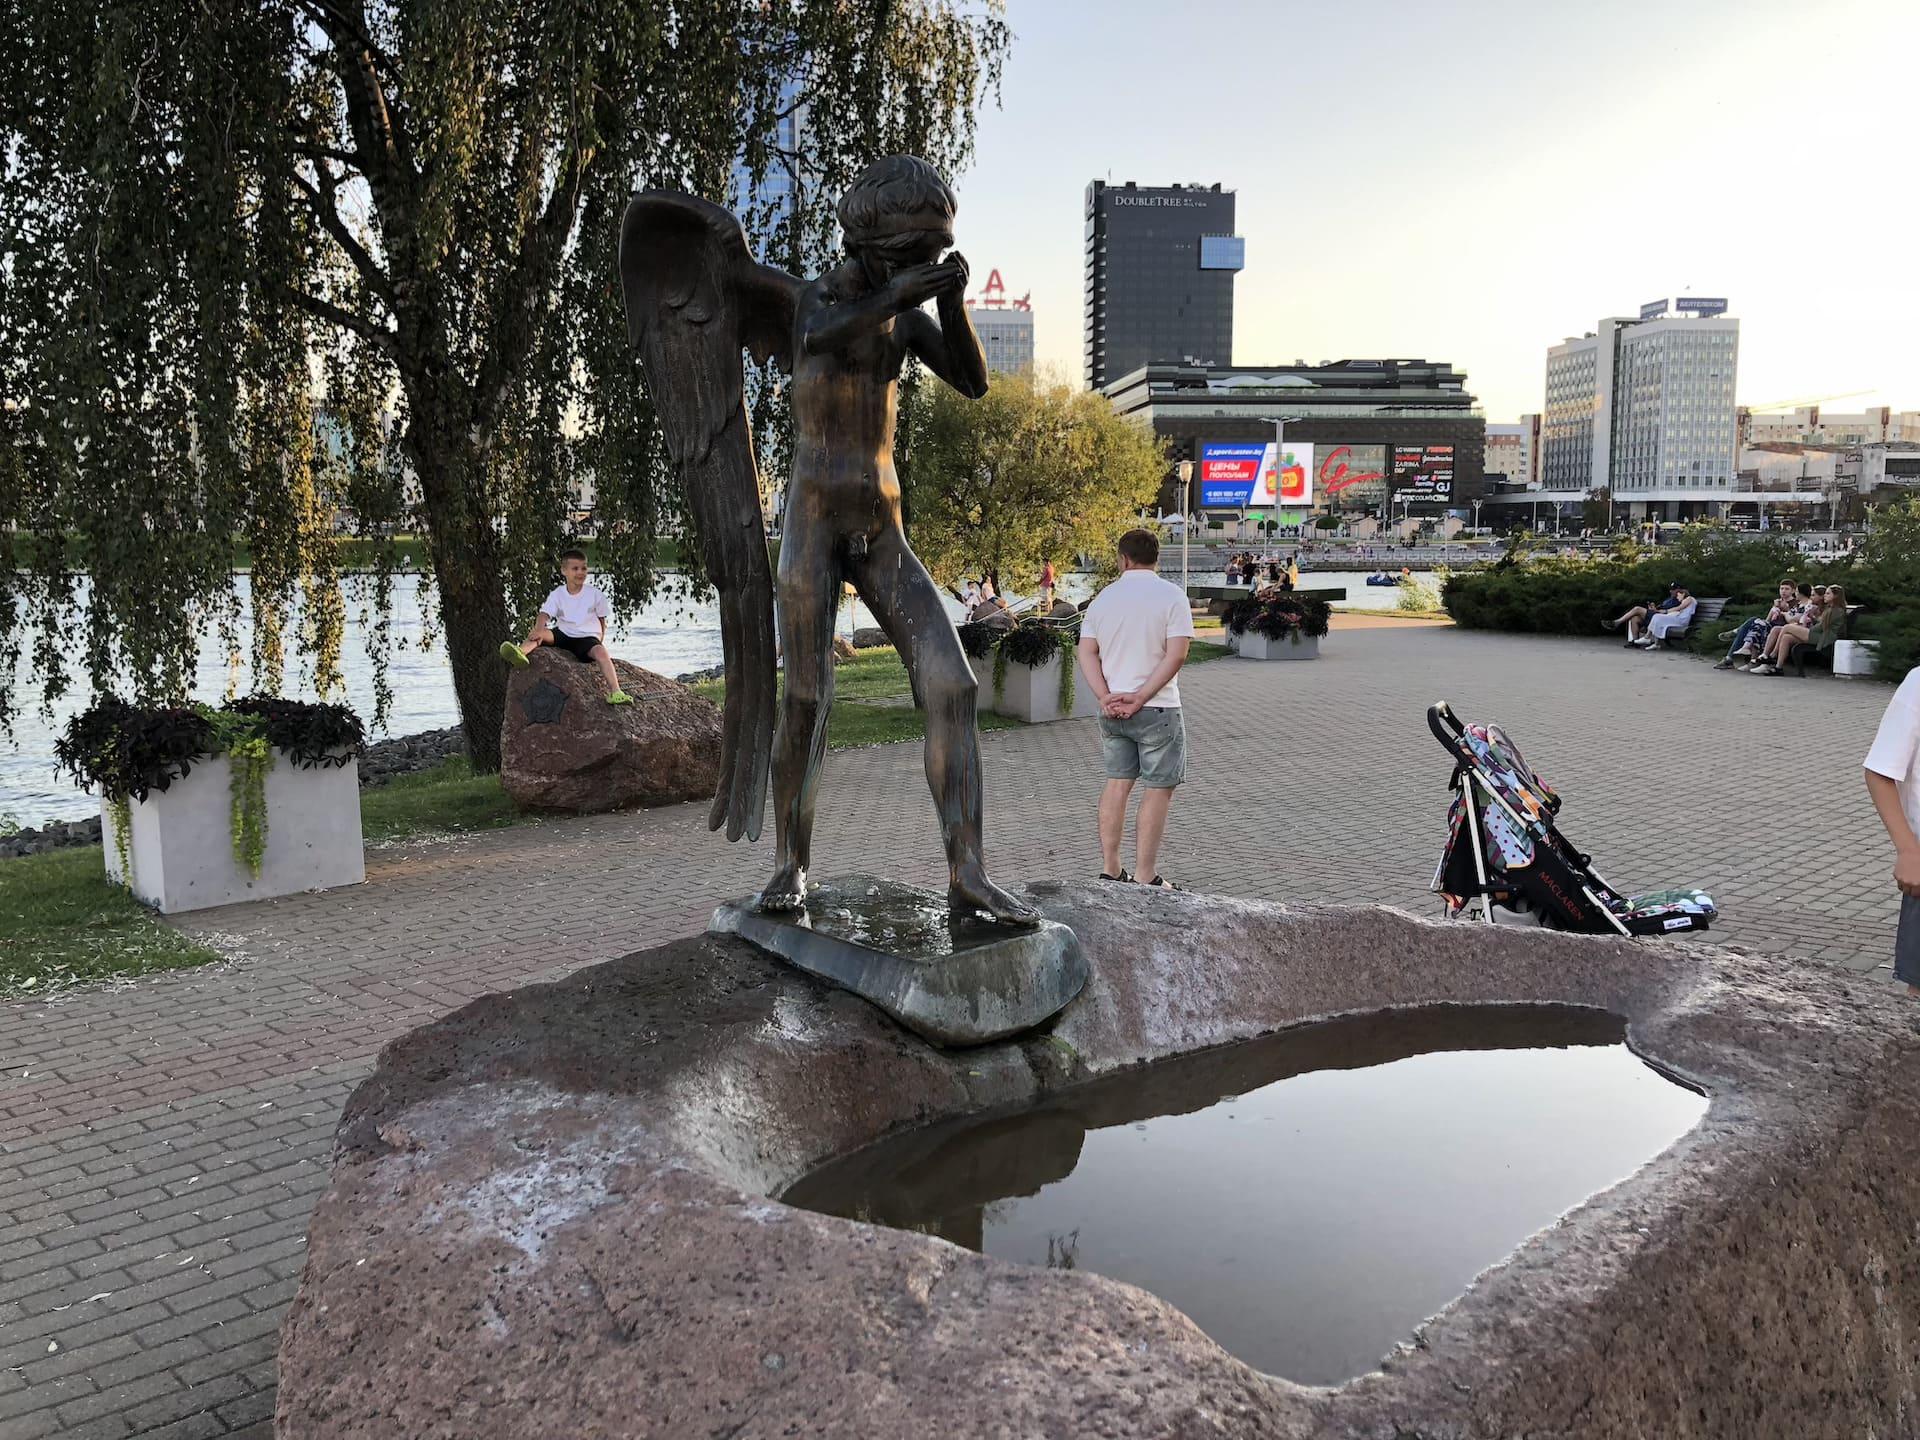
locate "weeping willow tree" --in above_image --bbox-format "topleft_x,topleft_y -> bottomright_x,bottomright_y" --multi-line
0,0 -> 1008,769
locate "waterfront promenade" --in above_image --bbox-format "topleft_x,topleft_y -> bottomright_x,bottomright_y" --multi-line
0,619 -> 1903,1438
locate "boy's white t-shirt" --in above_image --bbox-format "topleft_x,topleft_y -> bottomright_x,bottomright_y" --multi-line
1082,568 -> 1197,708
1865,667 -> 1920,843
542,582 -> 611,640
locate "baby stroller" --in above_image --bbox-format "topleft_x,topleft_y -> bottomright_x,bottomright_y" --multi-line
1428,701 -> 1716,937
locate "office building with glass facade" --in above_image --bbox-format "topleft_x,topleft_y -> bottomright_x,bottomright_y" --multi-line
1541,306 -> 1740,520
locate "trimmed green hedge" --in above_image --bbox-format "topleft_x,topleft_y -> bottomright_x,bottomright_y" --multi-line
1442,529 -> 1804,636
1443,518 -> 1919,680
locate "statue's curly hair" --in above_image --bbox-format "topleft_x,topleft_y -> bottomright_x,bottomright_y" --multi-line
837,155 -> 956,254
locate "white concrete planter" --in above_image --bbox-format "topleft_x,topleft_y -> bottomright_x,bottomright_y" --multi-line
971,653 -> 1101,724
1834,639 -> 1880,678
103,752 -> 365,913
1235,630 -> 1321,661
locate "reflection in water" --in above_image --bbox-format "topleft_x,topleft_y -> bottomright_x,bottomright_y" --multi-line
783,1006 -> 1707,1387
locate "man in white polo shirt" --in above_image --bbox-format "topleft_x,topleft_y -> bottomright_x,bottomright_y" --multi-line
1864,664 -> 1920,997
1076,528 -> 1195,889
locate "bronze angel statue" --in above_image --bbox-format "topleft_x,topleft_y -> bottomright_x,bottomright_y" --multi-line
620,155 -> 1038,926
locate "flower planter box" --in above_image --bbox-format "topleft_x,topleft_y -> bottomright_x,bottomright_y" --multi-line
103,752 -> 365,913
971,654 -> 1101,724
1235,630 -> 1321,661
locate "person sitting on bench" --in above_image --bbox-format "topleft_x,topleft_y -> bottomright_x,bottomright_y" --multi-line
1637,586 -> 1698,648
1717,579 -> 1804,669
1605,581 -> 1687,647
1749,585 -> 1846,674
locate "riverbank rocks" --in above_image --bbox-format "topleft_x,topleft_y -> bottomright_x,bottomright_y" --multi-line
851,626 -> 890,649
499,648 -> 721,814
0,814 -> 103,860
359,726 -> 466,786
279,886 -> 1920,1439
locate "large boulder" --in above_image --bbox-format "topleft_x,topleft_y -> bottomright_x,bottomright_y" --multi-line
500,647 -> 721,814
279,886 -> 1920,1439
851,626 -> 890,650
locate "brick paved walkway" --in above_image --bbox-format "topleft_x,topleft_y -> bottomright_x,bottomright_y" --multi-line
0,624 -> 1905,1438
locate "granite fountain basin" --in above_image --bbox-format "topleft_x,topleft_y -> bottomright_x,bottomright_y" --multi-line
278,884 -> 1920,1439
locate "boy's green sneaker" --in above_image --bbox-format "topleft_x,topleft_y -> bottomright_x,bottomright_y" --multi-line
606,690 -> 633,706
499,642 -> 530,668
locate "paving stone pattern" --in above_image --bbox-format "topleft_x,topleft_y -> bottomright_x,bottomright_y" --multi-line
0,624 -> 1905,1437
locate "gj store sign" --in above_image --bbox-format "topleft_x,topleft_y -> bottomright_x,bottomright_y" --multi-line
1391,444 -> 1455,502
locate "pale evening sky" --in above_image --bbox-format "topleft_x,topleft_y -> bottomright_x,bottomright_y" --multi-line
947,0 -> 1920,421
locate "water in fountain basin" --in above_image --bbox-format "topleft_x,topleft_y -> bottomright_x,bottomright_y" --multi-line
782,1004 -> 1707,1387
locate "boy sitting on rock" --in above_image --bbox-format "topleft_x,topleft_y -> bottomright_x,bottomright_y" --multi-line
500,549 -> 632,705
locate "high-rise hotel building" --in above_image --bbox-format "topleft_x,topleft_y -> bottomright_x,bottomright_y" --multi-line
1541,301 -> 1739,520
1084,180 -> 1242,391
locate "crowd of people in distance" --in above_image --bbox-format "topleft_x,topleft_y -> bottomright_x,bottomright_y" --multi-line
960,575 -> 1012,627
1224,553 -> 1294,590
1714,579 -> 1850,675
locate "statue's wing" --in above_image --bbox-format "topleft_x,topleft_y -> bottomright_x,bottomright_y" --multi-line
619,191 -> 800,843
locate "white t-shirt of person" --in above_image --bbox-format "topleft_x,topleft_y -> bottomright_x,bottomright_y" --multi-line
1865,666 -> 1920,844
1082,568 -> 1197,708
542,582 -> 611,640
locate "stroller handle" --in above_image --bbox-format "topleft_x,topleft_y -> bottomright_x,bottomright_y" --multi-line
1427,701 -> 1467,748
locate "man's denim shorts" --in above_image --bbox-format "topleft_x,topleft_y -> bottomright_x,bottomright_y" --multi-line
1099,706 -> 1187,789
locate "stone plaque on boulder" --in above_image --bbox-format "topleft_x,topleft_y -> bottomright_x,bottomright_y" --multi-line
710,874 -> 1087,1046
501,648 -> 722,814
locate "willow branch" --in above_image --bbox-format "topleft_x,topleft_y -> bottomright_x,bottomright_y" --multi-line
286,138 -> 363,168
290,167 -> 394,305
470,141 -> 595,431
319,1 -> 417,236
281,283 -> 397,358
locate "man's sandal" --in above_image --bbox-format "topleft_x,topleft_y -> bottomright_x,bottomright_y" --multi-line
1098,870 -> 1135,883
1142,876 -> 1180,890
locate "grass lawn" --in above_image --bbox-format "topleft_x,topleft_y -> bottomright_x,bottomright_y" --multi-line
359,756 -> 521,839
0,846 -> 225,997
689,646 -> 1025,748
0,644 -> 1105,998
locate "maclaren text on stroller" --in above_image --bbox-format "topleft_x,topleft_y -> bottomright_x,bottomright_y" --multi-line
1428,702 -> 1717,937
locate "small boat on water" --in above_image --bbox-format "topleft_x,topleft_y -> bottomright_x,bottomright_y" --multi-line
1365,573 -> 1401,586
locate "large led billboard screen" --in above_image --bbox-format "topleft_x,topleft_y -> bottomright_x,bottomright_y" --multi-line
1197,441 -> 1314,509
1390,444 -> 1456,501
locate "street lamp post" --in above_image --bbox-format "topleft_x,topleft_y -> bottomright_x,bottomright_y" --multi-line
1271,417 -> 1286,562
1177,459 -> 1195,599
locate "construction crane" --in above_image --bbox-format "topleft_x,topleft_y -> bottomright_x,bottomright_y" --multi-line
1742,389 -> 1873,413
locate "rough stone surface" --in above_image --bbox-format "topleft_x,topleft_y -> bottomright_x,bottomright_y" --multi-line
0,812 -> 103,858
278,886 -> 1920,1439
709,875 -> 1088,1045
499,647 -> 721,814
358,726 -> 466,786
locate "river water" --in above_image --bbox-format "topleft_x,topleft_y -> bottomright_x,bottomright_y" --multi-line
2,569 -> 1411,825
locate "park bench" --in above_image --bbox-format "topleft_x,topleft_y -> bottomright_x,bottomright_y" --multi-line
1787,606 -> 1865,677
1647,597 -> 1727,647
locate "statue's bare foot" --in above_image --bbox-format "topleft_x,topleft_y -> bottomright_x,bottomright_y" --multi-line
756,863 -> 808,913
950,864 -> 1041,927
